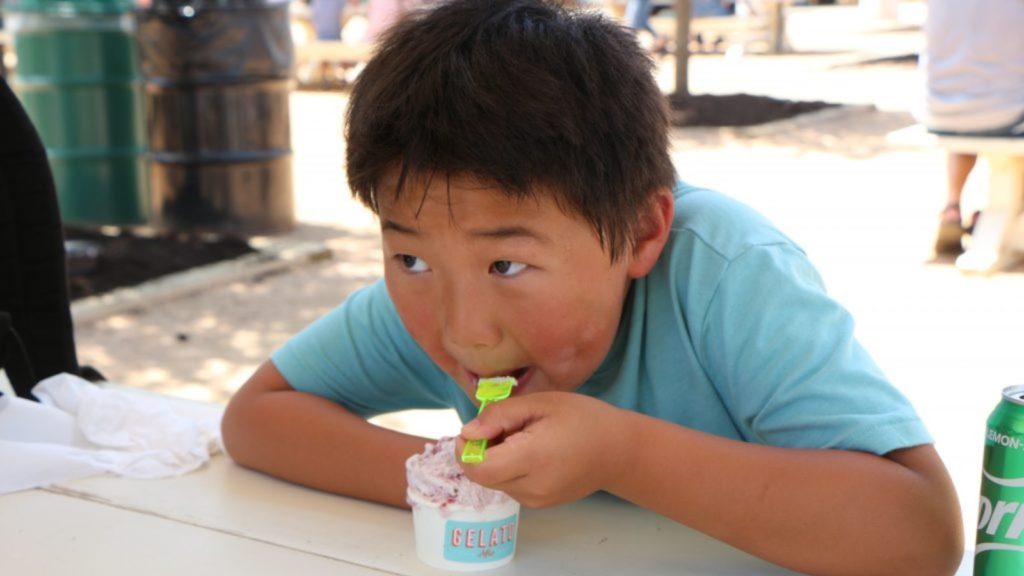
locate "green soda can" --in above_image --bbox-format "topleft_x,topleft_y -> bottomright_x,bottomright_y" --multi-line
976,385 -> 1024,574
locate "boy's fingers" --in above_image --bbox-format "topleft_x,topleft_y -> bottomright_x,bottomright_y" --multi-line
458,396 -> 551,487
460,395 -> 546,440
459,430 -> 535,488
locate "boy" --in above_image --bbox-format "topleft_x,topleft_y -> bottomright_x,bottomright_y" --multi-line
221,1 -> 964,574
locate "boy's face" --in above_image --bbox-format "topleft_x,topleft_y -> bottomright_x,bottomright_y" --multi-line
378,173 -> 643,404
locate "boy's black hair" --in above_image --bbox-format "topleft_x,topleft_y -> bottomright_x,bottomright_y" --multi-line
345,0 -> 676,260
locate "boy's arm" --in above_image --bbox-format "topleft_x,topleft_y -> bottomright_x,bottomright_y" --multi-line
609,412 -> 963,576
459,392 -> 964,576
221,360 -> 429,508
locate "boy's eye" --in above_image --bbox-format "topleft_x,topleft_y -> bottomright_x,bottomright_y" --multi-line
490,260 -> 526,277
398,254 -> 430,273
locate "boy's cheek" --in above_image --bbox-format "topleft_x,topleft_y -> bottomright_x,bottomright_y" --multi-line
392,301 -> 435,346
393,307 -> 464,384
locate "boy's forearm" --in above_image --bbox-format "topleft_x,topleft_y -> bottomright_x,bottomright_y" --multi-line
604,412 -> 963,576
222,365 -> 429,508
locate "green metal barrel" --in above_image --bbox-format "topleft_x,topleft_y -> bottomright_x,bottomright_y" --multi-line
4,0 -> 149,226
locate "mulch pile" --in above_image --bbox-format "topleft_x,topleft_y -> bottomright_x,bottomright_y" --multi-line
65,226 -> 255,301
669,93 -> 836,127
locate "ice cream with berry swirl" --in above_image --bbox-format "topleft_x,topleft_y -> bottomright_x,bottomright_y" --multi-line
406,436 -> 514,512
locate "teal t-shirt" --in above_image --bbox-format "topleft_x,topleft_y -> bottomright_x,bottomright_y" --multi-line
271,182 -> 931,455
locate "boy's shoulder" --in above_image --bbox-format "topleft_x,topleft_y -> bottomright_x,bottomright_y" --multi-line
670,181 -> 798,263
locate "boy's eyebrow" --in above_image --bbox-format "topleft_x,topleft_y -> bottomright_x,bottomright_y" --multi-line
381,219 -> 550,243
381,219 -> 420,235
467,225 -> 551,243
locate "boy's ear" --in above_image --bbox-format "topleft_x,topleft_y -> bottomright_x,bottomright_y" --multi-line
627,187 -> 674,279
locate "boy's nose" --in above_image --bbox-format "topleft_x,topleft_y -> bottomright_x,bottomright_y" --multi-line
440,282 -> 502,351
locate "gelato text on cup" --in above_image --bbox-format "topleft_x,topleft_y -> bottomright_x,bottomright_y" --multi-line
445,514 -> 518,562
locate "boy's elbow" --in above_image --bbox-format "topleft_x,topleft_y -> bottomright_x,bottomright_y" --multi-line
915,487 -> 966,575
873,507 -> 962,576
220,395 -> 252,465
219,360 -> 293,467
220,386 -> 273,468
904,524 -> 963,576
926,513 -> 965,576
883,445 -> 965,576
942,516 -> 966,575
940,546 -> 966,576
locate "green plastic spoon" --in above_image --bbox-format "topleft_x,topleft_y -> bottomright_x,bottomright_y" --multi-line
460,376 -> 517,464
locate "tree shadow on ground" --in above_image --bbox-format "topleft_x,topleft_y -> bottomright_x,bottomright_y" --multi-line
72,222 -> 384,402
670,107 -> 921,160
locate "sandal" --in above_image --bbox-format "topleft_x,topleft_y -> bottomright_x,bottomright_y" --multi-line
934,203 -> 964,255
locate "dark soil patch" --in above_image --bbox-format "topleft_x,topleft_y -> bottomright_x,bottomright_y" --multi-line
668,93 -> 837,127
65,226 -> 256,301
834,53 -> 919,69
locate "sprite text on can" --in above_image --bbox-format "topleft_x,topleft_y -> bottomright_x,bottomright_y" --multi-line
976,385 -> 1024,575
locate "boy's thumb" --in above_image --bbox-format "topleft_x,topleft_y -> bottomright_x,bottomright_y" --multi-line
460,397 -> 536,440
461,411 -> 504,440
460,418 -> 486,439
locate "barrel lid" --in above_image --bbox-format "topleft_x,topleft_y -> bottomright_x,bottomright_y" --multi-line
141,0 -> 289,14
2,0 -> 135,14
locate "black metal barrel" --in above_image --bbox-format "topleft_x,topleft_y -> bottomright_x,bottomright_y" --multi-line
136,0 -> 295,234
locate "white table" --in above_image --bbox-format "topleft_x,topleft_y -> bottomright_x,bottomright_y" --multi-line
0,453 -> 979,575
0,379 -> 976,575
0,452 -> 815,575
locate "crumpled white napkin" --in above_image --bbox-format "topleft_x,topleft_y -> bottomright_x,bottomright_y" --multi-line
0,372 -> 223,495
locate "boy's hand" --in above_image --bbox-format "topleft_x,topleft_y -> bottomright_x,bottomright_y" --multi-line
456,391 -> 636,508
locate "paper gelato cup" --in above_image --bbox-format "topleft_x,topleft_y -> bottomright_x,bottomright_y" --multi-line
406,437 -> 521,571
409,492 -> 520,571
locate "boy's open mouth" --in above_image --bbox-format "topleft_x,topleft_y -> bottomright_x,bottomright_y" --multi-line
472,367 -> 531,391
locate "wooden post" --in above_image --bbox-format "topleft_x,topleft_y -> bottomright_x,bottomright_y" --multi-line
768,0 -> 786,54
674,0 -> 691,98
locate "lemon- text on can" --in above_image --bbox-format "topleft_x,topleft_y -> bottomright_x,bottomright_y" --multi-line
977,385 -> 1024,574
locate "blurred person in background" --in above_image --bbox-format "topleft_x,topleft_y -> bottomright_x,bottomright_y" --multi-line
624,0 -> 732,54
311,0 -> 430,43
917,0 -> 1024,255
312,0 -> 348,40
624,0 -> 669,53
359,0 -> 432,43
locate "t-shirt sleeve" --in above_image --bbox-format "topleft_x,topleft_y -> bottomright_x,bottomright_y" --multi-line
270,280 -> 457,418
697,243 -> 932,455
